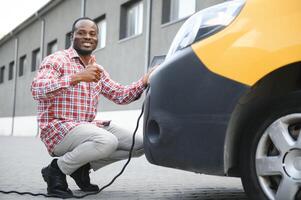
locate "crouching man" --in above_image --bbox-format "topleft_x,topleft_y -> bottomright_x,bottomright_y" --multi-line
31,17 -> 153,198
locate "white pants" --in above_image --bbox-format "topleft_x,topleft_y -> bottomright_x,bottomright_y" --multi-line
53,122 -> 144,175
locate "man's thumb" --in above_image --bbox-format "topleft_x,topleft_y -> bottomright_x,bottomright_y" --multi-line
88,57 -> 96,65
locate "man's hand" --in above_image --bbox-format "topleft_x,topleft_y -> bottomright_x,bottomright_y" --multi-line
142,65 -> 158,86
71,58 -> 103,85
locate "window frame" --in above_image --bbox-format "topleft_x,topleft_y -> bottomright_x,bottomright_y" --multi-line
120,0 -> 144,40
0,66 -> 5,84
8,61 -> 14,81
31,48 -> 41,72
162,0 -> 196,25
95,15 -> 107,50
65,32 -> 72,49
47,39 -> 58,55
19,55 -> 27,77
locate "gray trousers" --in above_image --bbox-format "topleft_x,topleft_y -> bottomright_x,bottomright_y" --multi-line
53,122 -> 144,175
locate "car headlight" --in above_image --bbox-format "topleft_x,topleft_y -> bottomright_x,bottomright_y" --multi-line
166,0 -> 246,60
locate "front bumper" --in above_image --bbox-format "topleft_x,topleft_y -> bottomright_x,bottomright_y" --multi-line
143,47 -> 248,175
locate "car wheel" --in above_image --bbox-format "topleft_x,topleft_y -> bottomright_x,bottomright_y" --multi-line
240,93 -> 301,200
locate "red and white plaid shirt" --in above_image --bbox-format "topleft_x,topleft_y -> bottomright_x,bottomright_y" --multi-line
31,48 -> 146,154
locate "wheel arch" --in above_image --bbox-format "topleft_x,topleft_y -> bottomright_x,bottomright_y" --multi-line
224,61 -> 301,177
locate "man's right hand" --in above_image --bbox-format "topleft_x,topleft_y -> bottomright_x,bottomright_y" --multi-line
71,58 -> 103,85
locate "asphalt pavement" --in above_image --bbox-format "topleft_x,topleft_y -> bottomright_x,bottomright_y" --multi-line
0,136 -> 247,200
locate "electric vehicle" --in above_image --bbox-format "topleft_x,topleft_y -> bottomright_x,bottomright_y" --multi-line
143,0 -> 301,199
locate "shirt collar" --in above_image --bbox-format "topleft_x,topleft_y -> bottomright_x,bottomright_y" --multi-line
67,47 -> 96,65
67,47 -> 96,61
67,47 -> 80,59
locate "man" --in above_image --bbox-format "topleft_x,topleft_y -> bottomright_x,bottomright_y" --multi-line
31,17 -> 154,198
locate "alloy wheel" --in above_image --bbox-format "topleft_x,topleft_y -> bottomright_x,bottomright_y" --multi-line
256,113 -> 301,200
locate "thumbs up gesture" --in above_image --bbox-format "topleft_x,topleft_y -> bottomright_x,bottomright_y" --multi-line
71,57 -> 103,85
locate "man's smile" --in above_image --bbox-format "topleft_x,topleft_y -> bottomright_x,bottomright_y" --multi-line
82,42 -> 94,48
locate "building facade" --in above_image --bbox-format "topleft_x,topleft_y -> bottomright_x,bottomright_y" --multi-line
0,0 -> 224,136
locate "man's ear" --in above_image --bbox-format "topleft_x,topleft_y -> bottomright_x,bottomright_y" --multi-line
69,33 -> 74,45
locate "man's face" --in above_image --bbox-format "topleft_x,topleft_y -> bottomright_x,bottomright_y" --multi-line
72,20 -> 98,56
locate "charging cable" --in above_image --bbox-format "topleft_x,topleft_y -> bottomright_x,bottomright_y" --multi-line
0,102 -> 145,199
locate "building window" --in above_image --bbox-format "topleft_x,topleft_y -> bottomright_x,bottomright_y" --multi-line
96,16 -> 106,49
0,66 -> 5,84
65,32 -> 72,49
32,48 -> 41,72
162,0 -> 196,24
8,61 -> 14,80
120,0 -> 143,39
47,40 -> 58,55
19,55 -> 27,77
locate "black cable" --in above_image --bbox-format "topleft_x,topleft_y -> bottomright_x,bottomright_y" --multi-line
0,102 -> 145,199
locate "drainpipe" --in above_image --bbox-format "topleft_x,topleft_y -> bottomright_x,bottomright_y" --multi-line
35,17 -> 45,137
81,0 -> 86,17
11,36 -> 18,136
144,0 -> 152,72
40,18 -> 45,60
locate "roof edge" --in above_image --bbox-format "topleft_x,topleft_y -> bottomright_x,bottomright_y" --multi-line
0,0 -> 64,46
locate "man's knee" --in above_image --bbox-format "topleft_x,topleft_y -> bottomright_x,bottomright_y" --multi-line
132,134 -> 144,157
94,134 -> 118,157
135,134 -> 144,148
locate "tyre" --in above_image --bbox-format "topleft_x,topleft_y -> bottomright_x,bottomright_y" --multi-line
240,92 -> 301,200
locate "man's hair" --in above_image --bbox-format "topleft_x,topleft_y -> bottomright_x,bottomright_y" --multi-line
71,17 -> 99,34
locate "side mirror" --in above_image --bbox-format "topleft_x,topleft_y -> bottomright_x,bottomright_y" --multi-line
149,55 -> 166,68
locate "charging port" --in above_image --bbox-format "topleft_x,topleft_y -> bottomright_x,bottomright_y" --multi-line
146,120 -> 160,144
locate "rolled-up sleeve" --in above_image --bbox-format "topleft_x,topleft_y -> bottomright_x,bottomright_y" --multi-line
100,71 -> 146,105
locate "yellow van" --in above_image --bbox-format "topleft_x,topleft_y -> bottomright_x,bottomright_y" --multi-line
143,0 -> 301,199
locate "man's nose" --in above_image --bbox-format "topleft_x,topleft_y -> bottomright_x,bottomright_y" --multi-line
83,33 -> 92,39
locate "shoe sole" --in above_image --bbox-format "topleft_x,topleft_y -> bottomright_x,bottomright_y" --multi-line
47,190 -> 74,198
81,187 -> 100,192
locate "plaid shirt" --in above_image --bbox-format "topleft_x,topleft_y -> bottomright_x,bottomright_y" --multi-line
31,48 -> 146,154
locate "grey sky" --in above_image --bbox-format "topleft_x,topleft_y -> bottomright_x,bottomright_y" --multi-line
0,0 -> 50,39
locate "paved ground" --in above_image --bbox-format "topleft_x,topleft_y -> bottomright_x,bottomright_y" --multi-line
0,136 -> 247,200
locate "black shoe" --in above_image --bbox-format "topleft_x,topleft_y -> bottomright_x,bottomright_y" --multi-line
70,163 -> 99,192
41,159 -> 73,198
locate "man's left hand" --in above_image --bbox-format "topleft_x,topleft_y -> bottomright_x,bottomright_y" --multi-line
142,65 -> 158,86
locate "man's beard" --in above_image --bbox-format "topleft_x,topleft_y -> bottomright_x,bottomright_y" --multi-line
74,47 -> 93,56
